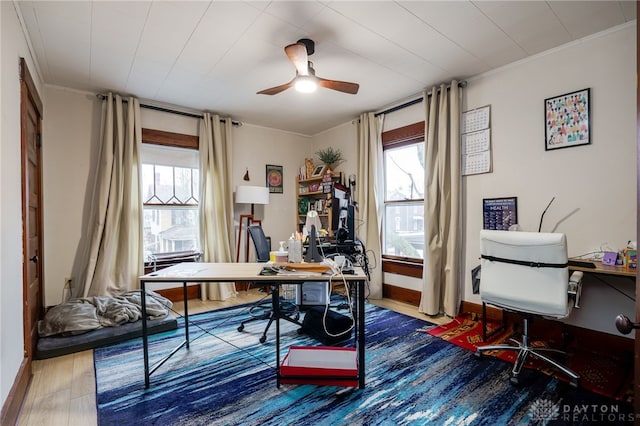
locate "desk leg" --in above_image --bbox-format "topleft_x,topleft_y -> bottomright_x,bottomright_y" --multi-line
183,281 -> 189,348
141,282 -> 150,388
357,279 -> 365,389
273,284 -> 281,388
141,280 -> 191,389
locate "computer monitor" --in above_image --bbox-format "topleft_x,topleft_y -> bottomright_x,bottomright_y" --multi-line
332,184 -> 355,242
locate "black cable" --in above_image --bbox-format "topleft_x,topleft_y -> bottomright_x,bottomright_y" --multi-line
589,274 -> 635,302
538,197 -> 555,232
162,294 -> 279,371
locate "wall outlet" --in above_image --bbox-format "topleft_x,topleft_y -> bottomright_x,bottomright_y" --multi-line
64,277 -> 73,289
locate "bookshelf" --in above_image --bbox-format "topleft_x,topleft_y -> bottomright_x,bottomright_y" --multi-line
296,172 -> 340,236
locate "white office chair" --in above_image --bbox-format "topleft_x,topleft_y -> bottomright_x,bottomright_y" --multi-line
476,230 -> 583,387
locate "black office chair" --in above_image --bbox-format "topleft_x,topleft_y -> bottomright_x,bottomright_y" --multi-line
237,225 -> 300,343
247,224 -> 271,262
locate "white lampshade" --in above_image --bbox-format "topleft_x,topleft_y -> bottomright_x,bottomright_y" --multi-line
235,185 -> 269,205
304,210 -> 322,233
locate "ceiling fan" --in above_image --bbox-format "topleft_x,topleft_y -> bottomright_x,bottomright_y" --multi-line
257,38 -> 359,96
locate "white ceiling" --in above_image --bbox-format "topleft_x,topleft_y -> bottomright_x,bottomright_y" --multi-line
16,1 -> 636,136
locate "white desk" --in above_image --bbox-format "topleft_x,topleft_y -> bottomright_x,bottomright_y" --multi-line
139,262 -> 368,389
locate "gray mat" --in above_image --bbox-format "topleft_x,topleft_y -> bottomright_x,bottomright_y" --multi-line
36,314 -> 177,359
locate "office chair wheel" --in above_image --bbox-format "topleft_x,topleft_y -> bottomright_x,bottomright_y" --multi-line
259,335 -> 267,344
569,378 -> 579,389
237,324 -> 245,332
474,351 -> 483,359
509,375 -> 520,386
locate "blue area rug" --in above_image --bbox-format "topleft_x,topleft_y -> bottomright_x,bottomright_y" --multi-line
94,303 -> 633,425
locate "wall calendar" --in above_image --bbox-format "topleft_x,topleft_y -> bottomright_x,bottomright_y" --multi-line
461,105 -> 491,176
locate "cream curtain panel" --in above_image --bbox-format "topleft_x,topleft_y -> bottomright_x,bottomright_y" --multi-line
355,112 -> 384,299
419,81 -> 462,317
199,113 -> 237,300
72,93 -> 143,298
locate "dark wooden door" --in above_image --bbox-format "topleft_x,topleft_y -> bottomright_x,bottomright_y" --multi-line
1,57 -> 45,426
636,2 -> 639,420
20,58 -> 44,360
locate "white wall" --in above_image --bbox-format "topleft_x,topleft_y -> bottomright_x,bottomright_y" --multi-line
378,23 -> 636,336
463,23 -> 636,336
312,121 -> 357,180
1,0 -> 43,410
232,123 -> 310,252
42,87 -> 101,304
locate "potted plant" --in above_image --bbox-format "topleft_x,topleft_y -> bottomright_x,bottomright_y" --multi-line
315,147 -> 344,170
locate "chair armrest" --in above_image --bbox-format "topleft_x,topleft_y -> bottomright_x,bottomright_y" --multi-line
568,271 -> 584,308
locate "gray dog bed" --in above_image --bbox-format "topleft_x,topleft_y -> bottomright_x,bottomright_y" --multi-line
36,314 -> 177,359
35,290 -> 178,359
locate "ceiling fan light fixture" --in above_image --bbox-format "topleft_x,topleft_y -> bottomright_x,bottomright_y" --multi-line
294,75 -> 317,93
257,39 -> 358,96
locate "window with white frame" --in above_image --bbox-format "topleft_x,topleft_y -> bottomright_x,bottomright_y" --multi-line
382,122 -> 425,261
141,140 -> 200,261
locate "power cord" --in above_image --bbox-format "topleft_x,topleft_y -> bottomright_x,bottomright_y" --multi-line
319,272 -> 355,339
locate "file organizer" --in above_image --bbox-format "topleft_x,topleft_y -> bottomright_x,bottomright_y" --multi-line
280,346 -> 358,387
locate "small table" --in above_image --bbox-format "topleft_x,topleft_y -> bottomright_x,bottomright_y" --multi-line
139,262 -> 368,389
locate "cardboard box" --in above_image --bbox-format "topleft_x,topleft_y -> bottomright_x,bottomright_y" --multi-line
280,346 -> 358,387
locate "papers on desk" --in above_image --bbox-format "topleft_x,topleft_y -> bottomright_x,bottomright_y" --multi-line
146,267 -> 207,277
259,265 -> 328,277
275,269 -> 325,276
271,262 -> 333,276
257,261 -> 353,277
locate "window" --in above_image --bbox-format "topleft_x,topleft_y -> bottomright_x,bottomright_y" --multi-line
382,122 -> 425,262
141,130 -> 200,262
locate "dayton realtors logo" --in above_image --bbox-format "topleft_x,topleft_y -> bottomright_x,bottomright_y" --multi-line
528,399 -> 635,423
529,399 -> 560,422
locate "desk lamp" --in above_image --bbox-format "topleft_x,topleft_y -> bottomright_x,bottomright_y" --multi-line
235,185 -> 269,262
303,210 -> 323,236
303,210 -> 324,262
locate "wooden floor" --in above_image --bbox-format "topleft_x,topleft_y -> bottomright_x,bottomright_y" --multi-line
17,292 -> 447,426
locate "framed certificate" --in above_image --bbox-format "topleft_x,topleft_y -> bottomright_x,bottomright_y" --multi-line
266,164 -> 283,194
483,197 -> 518,230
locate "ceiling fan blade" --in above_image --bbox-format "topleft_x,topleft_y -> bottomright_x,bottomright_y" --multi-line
317,77 -> 360,95
256,79 -> 295,95
284,42 -> 309,76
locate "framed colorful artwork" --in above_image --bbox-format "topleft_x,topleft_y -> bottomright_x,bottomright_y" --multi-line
544,88 -> 590,151
266,164 -> 283,194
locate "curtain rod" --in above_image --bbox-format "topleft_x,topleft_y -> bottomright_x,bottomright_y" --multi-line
375,80 -> 467,117
96,94 -> 241,126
